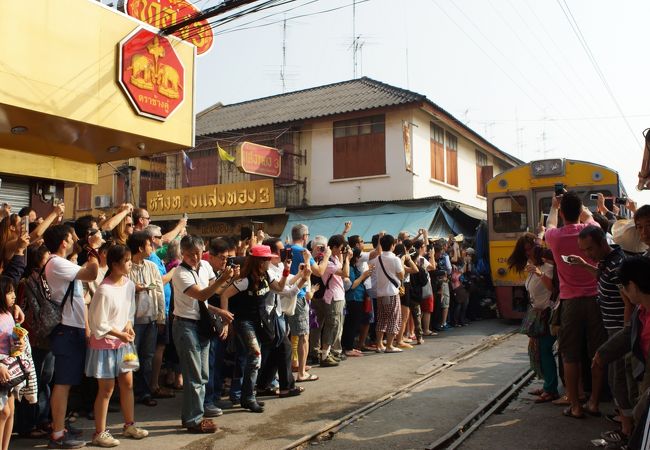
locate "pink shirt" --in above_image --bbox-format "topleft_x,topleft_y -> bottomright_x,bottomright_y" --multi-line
545,221 -> 598,300
323,257 -> 345,304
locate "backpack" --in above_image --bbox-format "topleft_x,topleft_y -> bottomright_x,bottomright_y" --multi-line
21,259 -> 74,346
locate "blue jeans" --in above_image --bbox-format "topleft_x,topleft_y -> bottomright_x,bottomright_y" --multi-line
172,318 -> 210,427
204,336 -> 226,407
234,320 -> 261,405
134,322 -> 157,400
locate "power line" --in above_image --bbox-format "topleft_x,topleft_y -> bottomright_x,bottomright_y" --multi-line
556,0 -> 642,148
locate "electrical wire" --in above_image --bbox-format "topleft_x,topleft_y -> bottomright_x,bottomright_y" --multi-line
556,0 -> 642,148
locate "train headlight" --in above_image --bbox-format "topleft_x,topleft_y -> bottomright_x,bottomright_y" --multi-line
530,159 -> 564,177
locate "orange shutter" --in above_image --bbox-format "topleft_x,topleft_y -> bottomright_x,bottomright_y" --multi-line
446,148 -> 458,186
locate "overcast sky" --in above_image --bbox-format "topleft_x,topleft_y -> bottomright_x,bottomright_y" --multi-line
194,0 -> 650,203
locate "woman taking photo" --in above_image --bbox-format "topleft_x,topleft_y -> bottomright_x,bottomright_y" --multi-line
86,245 -> 148,447
507,233 -> 559,403
219,245 -> 289,413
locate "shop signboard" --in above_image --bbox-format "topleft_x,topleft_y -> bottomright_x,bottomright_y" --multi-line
125,0 -> 214,55
147,179 -> 275,216
235,142 -> 282,178
118,28 -> 185,121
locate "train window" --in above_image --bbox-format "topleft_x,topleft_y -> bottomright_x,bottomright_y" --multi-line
493,196 -> 528,233
538,198 -> 564,228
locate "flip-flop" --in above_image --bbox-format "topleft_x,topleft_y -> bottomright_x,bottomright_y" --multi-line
296,374 -> 319,382
562,407 -> 585,419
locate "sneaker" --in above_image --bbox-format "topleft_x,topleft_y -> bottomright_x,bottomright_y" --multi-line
92,430 -> 120,447
48,431 -> 86,449
320,355 -> 339,367
204,404 -> 224,418
122,424 -> 149,439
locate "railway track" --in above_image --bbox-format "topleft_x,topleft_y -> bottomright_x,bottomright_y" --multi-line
283,329 -> 524,450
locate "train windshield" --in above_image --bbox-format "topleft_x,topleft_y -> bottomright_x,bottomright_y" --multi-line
492,196 -> 528,233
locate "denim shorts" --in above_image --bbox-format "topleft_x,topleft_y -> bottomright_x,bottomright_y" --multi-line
50,324 -> 86,386
85,345 -> 134,379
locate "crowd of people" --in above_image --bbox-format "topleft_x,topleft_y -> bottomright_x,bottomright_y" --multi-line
510,192 -> 650,450
0,201 -> 487,449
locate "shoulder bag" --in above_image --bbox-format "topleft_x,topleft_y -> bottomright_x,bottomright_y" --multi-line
378,256 -> 405,296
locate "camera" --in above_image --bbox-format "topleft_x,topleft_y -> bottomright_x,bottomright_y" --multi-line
226,256 -> 235,267
589,193 -> 599,200
554,183 -> 565,196
614,197 -> 627,205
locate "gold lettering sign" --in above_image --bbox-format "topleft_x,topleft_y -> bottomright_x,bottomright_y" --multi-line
146,179 -> 275,216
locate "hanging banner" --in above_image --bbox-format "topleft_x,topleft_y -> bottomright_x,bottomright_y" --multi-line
125,0 -> 214,55
403,121 -> 413,172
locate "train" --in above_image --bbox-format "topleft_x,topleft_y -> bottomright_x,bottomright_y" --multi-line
485,158 -> 626,319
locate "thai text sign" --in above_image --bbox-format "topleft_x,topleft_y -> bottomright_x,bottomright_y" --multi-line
118,28 -> 185,121
125,0 -> 214,55
147,179 -> 275,216
236,142 -> 282,178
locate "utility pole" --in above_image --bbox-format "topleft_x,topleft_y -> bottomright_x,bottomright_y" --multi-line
160,0 -> 259,36
281,15 -> 287,93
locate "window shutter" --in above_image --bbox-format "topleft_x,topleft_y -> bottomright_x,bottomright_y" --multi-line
480,165 -> 494,195
78,184 -> 92,210
446,147 -> 458,186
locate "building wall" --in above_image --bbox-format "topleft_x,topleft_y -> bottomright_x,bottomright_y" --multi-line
307,109 -> 414,206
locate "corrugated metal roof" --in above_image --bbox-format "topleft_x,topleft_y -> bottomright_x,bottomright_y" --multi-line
196,77 -> 523,165
196,77 -> 423,136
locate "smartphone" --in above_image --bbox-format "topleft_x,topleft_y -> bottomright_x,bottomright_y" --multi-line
283,247 -> 292,261
299,263 -> 305,271
560,255 -> 577,264
182,212 -> 188,219
240,226 -> 252,241
589,193 -> 599,200
20,215 -> 28,234
614,197 -> 627,205
554,183 -> 565,196
226,256 -> 235,267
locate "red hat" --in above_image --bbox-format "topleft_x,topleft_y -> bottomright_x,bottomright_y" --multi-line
250,245 -> 274,259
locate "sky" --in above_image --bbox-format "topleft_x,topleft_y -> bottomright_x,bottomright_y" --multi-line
190,0 -> 650,203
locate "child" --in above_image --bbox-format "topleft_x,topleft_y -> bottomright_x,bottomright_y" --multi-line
86,245 -> 148,447
0,276 -> 27,450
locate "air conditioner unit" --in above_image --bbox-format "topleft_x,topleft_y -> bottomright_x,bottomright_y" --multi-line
94,195 -> 112,209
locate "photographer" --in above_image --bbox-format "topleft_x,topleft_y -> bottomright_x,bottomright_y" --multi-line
319,235 -> 350,367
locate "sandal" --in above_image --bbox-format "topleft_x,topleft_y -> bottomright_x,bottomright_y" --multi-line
296,374 -> 319,382
534,392 -> 559,403
582,403 -> 602,417
186,419 -> 218,434
562,407 -> 585,419
151,387 -> 175,399
279,386 -> 304,398
256,387 -> 279,397
141,397 -> 158,407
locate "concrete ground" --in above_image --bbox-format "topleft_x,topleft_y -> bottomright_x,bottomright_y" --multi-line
11,319 -> 515,450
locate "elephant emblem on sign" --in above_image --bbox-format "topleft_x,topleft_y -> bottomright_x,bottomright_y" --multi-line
156,64 -> 182,99
127,54 -> 155,90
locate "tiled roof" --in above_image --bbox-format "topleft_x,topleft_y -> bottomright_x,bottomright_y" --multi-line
196,77 -> 523,165
196,77 -> 424,136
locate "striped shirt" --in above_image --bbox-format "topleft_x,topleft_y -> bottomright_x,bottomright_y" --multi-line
597,245 -> 626,330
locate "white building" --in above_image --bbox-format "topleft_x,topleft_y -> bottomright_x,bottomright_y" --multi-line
195,77 -> 521,240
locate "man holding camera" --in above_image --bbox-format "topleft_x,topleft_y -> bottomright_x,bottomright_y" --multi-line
545,190 -> 607,419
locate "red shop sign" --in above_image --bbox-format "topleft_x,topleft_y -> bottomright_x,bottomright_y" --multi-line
236,142 -> 282,178
125,0 -> 214,55
118,28 -> 185,121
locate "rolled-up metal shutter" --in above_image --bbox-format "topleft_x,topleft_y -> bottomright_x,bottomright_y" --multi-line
0,177 -> 31,211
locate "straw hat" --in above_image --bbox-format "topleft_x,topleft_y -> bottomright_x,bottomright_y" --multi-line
612,219 -> 648,254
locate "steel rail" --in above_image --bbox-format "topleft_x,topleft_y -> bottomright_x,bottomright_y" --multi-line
282,329 -> 519,450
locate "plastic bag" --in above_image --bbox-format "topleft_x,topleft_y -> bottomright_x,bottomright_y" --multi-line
120,343 -> 140,371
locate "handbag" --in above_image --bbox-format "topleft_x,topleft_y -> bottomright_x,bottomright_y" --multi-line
378,256 -> 404,296
520,306 -> 550,338
362,294 -> 372,314
0,356 -> 31,391
198,300 -> 223,339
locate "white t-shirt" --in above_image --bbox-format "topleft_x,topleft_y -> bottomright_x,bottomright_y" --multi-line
375,252 -> 404,297
357,252 -> 372,290
88,279 -> 136,340
44,255 -> 86,329
525,263 -> 555,310
172,260 -> 216,320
